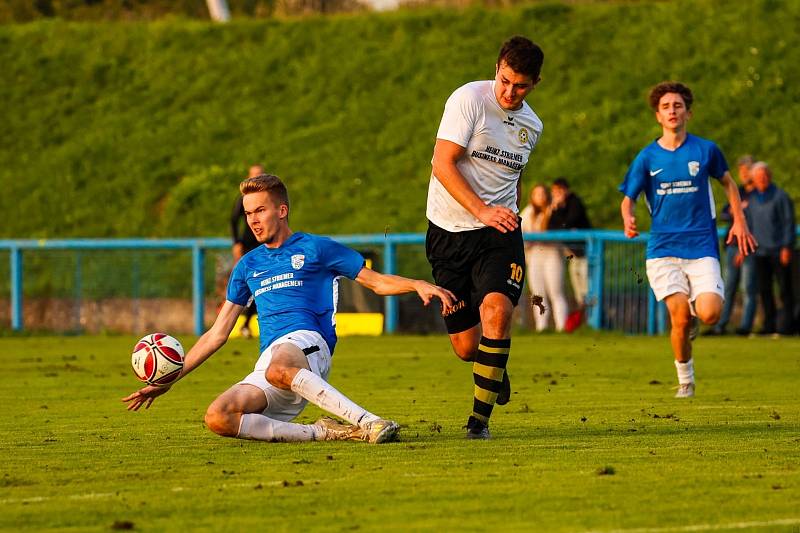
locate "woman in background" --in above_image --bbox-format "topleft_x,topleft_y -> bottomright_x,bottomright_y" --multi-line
520,184 -> 568,331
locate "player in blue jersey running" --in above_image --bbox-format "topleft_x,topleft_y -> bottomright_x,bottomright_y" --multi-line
124,174 -> 455,443
619,81 -> 756,398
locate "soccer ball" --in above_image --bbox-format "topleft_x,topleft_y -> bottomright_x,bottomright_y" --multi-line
131,333 -> 184,387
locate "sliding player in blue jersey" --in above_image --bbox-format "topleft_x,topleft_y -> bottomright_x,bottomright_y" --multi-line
619,82 -> 756,398
124,174 -> 455,443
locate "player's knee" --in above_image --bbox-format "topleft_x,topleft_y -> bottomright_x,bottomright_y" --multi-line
695,298 -> 723,325
265,363 -> 291,389
480,297 -> 513,334
204,404 -> 237,437
698,308 -> 721,325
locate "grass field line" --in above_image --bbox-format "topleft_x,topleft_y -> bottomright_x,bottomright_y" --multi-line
0,480 -> 320,506
0,493 -> 118,505
693,405 -> 794,410
588,517 -> 800,532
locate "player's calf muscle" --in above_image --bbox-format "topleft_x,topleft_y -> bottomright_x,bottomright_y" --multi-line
450,336 -> 478,360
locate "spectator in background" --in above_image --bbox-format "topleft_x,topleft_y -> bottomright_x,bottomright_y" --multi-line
520,184 -> 568,331
706,155 -> 757,336
230,164 -> 265,338
547,177 -> 592,330
748,162 -> 796,336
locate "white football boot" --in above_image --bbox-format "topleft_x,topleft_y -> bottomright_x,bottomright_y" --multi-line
674,382 -> 695,398
361,419 -> 400,444
313,417 -> 364,441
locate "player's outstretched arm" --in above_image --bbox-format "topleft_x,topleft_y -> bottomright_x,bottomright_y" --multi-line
122,301 -> 243,411
355,267 -> 456,312
620,196 -> 639,238
432,139 -> 519,233
719,172 -> 757,256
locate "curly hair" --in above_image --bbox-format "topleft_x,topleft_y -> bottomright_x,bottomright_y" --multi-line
648,81 -> 694,111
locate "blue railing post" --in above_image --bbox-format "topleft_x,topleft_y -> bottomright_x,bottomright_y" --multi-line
586,236 -> 605,329
658,301 -> 668,334
74,251 -> 83,332
383,239 -> 397,334
192,245 -> 205,336
10,247 -> 22,331
647,289 -> 657,335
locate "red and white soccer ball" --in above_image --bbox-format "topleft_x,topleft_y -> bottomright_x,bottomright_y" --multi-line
131,333 -> 184,387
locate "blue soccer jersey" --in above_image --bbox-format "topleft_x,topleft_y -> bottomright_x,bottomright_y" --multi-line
619,133 -> 729,259
226,232 -> 365,354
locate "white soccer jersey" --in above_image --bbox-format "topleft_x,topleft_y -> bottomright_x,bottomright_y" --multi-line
427,80 -> 543,232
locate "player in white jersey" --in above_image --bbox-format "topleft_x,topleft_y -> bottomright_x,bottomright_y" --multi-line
425,36 -> 544,438
124,174 -> 455,444
619,82 -> 756,398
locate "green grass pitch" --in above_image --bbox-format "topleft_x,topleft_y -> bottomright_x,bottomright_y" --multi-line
1,332 -> 798,532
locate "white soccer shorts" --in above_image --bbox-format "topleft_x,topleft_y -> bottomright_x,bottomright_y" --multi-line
645,256 -> 724,302
238,330 -> 332,422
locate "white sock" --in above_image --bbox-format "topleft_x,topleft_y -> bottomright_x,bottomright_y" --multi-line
674,359 -> 694,385
237,413 -> 322,442
291,368 -> 380,428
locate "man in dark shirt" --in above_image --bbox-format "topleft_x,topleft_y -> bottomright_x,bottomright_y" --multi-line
547,177 -> 592,328
748,162 -> 796,335
230,164 -> 265,338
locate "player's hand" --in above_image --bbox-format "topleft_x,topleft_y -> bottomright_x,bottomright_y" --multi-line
623,214 -> 638,238
122,384 -> 171,411
780,247 -> 792,266
726,219 -> 757,257
477,205 -> 519,233
413,281 -> 457,313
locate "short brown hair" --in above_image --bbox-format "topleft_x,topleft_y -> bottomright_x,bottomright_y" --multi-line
497,36 -> 544,80
648,81 -> 694,111
240,174 -> 290,208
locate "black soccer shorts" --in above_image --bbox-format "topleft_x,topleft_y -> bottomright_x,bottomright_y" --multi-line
425,220 -> 526,334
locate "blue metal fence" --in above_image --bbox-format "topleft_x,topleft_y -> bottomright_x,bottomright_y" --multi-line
7,228 -> 787,336
0,230 -> 656,336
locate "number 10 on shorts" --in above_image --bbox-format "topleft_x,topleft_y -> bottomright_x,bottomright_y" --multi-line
509,263 -> 523,283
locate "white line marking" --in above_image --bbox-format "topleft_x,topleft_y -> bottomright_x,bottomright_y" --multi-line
586,517 -> 800,533
69,492 -> 117,501
0,479 -> 322,505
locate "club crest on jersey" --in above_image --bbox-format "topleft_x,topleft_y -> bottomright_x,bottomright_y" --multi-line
518,127 -> 529,144
688,161 -> 700,177
291,254 -> 305,270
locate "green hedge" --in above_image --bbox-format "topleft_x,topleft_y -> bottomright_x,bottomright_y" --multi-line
0,0 -> 356,22
1,0 -> 798,240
